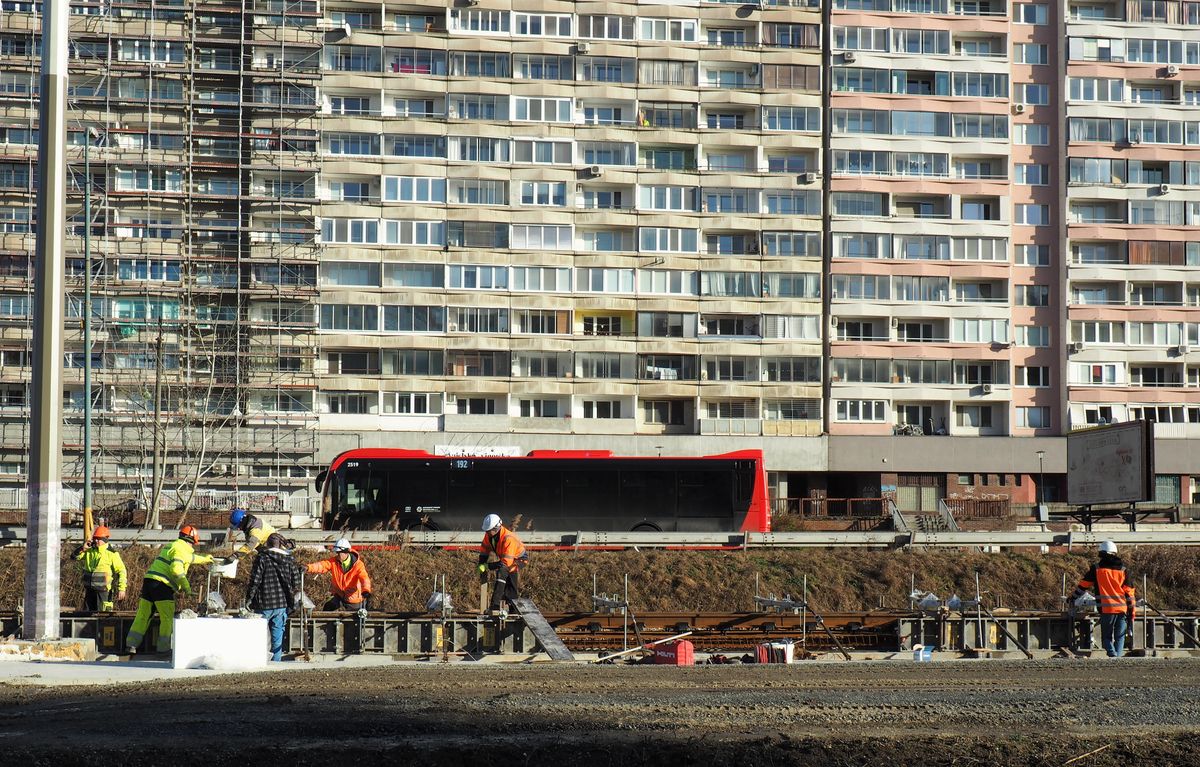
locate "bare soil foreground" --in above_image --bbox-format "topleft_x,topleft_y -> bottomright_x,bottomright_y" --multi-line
3,659 -> 1200,766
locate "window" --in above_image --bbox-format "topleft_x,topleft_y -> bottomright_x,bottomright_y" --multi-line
580,15 -> 635,40
640,227 -> 698,253
1017,406 -> 1051,428
1015,164 -> 1049,185
1014,3 -> 1048,23
383,393 -> 441,415
456,398 -> 499,415
513,13 -> 572,36
382,306 -> 446,333
1014,43 -> 1048,64
519,181 -> 567,207
1015,124 -> 1049,145
583,400 -> 624,419
449,265 -> 508,290
513,97 -> 572,123
1015,204 -> 1050,225
577,267 -> 635,293
952,318 -> 1009,343
1016,285 -> 1050,306
512,267 -> 570,292
320,304 -> 379,331
835,399 -> 887,422
956,406 -> 993,429
1017,366 -> 1050,387
643,400 -> 687,425
639,18 -> 697,42
382,177 -> 446,203
764,399 -> 821,421
1017,325 -> 1050,347
1016,245 -> 1049,266
1015,83 -> 1049,105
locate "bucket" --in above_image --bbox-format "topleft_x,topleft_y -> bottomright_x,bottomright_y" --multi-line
211,560 -> 237,578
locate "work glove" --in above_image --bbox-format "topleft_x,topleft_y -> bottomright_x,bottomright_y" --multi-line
117,591 -> 127,601
212,557 -> 231,567
477,563 -> 487,574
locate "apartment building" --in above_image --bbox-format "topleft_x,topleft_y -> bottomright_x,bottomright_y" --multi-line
0,0 -> 1198,515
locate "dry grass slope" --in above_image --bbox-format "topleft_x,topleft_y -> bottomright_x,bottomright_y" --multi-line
2,546 -> 1197,614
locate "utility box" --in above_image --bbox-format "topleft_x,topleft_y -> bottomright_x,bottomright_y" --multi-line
654,639 -> 695,666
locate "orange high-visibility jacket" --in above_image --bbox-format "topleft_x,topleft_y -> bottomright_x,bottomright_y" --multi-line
1077,561 -> 1136,617
306,552 -> 372,603
481,526 -> 526,574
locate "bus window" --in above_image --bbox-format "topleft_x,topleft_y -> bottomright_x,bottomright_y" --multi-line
619,470 -> 675,530
343,468 -> 386,520
677,469 -> 734,531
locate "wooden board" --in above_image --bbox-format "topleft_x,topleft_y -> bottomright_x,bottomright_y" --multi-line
512,598 -> 574,661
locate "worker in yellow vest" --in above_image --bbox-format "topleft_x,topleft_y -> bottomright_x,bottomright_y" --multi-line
125,526 -> 213,655
71,525 -> 127,612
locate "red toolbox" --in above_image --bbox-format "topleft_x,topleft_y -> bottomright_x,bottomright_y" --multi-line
653,639 -> 695,665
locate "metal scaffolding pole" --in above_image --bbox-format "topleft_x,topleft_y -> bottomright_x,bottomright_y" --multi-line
24,0 -> 69,640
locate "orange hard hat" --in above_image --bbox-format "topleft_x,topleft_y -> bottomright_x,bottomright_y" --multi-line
179,525 -> 200,545
92,526 -> 110,540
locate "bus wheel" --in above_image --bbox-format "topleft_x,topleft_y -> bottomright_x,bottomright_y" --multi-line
404,521 -> 439,532
629,523 -> 660,551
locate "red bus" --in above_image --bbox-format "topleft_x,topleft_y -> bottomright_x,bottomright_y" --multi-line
318,448 -> 770,533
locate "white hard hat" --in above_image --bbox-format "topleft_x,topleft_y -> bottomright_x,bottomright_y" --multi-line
1099,540 -> 1117,554
333,538 -> 353,553
482,514 -> 502,532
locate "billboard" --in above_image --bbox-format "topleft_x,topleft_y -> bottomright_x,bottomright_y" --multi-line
1067,420 -> 1155,506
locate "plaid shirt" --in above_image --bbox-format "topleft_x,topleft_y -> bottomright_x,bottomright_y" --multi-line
246,548 -> 301,611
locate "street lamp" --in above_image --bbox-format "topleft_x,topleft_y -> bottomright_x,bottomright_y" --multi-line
1035,449 -> 1046,509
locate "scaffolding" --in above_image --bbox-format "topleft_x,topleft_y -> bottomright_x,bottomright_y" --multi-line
0,0 -> 322,516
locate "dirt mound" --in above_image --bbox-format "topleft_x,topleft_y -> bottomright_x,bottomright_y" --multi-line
5,545 -> 1199,613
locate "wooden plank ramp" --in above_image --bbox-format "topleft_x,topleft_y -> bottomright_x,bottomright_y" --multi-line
513,598 -> 574,661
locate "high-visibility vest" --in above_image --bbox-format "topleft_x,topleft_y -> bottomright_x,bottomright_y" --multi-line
1078,564 -> 1136,616
146,538 -> 213,593
75,544 -> 127,592
481,526 -> 527,574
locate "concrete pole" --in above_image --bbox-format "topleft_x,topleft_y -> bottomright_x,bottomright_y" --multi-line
24,0 -> 69,640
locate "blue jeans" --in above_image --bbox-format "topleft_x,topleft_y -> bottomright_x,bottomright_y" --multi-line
261,607 -> 289,662
1100,613 -> 1128,657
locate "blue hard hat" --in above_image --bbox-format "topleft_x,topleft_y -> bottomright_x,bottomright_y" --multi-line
229,508 -> 247,527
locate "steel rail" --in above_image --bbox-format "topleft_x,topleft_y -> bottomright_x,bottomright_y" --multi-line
4,527 -> 1200,549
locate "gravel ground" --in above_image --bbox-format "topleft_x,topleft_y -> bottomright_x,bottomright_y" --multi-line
3,658 -> 1200,765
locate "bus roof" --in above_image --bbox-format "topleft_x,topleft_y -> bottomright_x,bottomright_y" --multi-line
328,448 -> 764,473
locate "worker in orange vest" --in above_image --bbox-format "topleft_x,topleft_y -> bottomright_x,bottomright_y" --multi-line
1071,540 -> 1136,657
477,514 -> 527,615
306,538 -> 373,615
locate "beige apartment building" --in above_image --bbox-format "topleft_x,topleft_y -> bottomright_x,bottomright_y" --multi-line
0,0 -> 1197,518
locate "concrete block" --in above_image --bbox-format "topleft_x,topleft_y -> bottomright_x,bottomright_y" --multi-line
173,617 -> 268,671
0,638 -> 97,662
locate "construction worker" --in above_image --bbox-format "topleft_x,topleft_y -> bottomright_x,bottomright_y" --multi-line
125,525 -> 213,655
222,508 -> 278,566
478,514 -> 527,615
71,525 -> 127,612
1071,540 -> 1136,657
305,538 -> 372,614
245,533 -> 302,662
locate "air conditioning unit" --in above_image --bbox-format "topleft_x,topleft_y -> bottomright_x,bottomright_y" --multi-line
1069,341 -> 1085,354
1159,183 -> 1170,195
463,0 -> 479,6
1165,64 -> 1181,76
829,316 -> 840,329
445,393 -> 457,404
576,42 -> 591,55
889,317 -> 900,329
1012,103 -> 1026,114
842,51 -> 857,63
798,172 -> 817,185
1177,344 -> 1191,355
982,383 -> 994,394
587,165 -> 602,177
447,322 -> 459,332
700,369 -> 709,380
